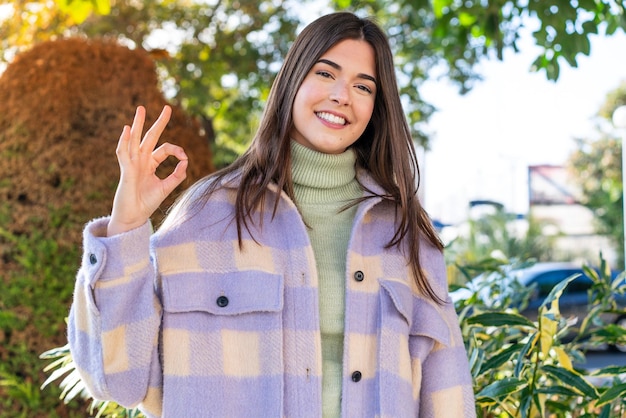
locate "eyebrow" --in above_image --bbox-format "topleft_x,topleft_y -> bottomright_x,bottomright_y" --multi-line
316,58 -> 377,85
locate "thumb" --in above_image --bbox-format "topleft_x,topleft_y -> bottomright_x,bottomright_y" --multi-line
161,159 -> 188,196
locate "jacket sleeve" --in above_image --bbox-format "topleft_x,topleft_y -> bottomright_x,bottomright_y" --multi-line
67,217 -> 162,409
416,242 -> 477,417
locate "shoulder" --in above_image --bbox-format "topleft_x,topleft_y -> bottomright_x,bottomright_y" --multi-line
154,168 -> 296,243
155,171 -> 240,239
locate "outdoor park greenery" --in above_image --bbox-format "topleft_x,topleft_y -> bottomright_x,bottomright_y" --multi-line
2,0 -> 625,162
455,253 -> 626,417
567,83 -> 626,269
1,0 -> 626,417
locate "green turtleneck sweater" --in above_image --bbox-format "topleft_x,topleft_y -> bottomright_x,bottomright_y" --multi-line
291,141 -> 362,418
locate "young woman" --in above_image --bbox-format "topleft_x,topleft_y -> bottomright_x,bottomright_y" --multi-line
68,12 -> 476,417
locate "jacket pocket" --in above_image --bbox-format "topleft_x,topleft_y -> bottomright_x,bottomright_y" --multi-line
159,271 -> 285,417
161,270 -> 283,315
379,279 -> 450,345
377,279 -> 451,417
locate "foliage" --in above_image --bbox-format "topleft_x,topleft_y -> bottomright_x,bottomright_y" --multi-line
335,0 -> 626,148
55,0 -> 111,24
0,0 -> 301,167
567,83 -> 626,268
453,253 -> 626,417
5,0 -> 626,163
73,0 -> 301,167
444,208 -> 556,283
0,208 -> 86,417
41,345 -> 145,418
598,82 -> 626,120
0,0 -> 70,66
0,34 -> 215,416
568,136 -> 623,267
340,0 -> 626,84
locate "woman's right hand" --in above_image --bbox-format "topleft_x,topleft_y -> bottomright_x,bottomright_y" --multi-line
107,105 -> 188,236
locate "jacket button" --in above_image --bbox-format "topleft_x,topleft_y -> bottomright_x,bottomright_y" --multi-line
89,253 -> 97,265
351,371 -> 362,382
216,296 -> 229,307
353,270 -> 364,282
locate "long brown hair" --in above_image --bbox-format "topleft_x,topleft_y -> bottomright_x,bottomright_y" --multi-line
167,12 -> 445,303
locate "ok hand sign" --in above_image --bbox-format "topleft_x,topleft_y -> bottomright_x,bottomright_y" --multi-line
108,106 -> 188,236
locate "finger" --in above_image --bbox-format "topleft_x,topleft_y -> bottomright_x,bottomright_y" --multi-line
129,106 -> 146,155
115,125 -> 131,162
161,159 -> 188,195
152,142 -> 187,166
141,105 -> 172,153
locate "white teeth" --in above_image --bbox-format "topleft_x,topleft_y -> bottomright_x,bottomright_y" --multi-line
316,112 -> 346,125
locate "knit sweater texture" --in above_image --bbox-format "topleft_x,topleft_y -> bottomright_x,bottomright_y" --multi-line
291,141 -> 362,418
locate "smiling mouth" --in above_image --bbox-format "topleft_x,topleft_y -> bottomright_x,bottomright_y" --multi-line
316,111 -> 347,125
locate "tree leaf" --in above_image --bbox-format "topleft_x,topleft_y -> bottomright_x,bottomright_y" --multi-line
467,312 -> 536,328
537,385 -> 580,397
540,273 -> 579,309
55,0 -> 94,24
553,347 -> 573,371
478,343 -> 523,375
432,0 -> 448,18
595,382 -> 626,407
476,377 -> 527,400
542,365 -> 598,398
539,306 -> 558,356
515,332 -> 537,378
598,404 -> 612,418
458,12 -> 476,27
93,0 -> 111,15
590,365 -> 626,377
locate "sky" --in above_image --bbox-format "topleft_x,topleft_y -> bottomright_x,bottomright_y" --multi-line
419,29 -> 626,224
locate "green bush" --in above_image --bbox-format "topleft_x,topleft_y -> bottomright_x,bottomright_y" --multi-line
0,209 -> 87,417
454,254 -> 626,417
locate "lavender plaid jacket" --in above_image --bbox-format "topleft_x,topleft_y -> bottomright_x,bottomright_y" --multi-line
68,171 -> 476,417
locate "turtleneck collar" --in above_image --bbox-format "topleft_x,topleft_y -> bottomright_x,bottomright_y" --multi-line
291,140 -> 357,190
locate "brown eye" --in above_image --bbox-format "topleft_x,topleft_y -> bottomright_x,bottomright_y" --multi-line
356,84 -> 373,94
316,70 -> 333,79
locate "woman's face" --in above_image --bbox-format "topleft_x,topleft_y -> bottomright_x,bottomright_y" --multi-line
290,39 -> 377,155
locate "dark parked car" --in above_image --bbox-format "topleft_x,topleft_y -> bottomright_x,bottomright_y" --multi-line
451,262 -> 626,352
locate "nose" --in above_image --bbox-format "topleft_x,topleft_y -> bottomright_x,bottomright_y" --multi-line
329,81 -> 350,105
